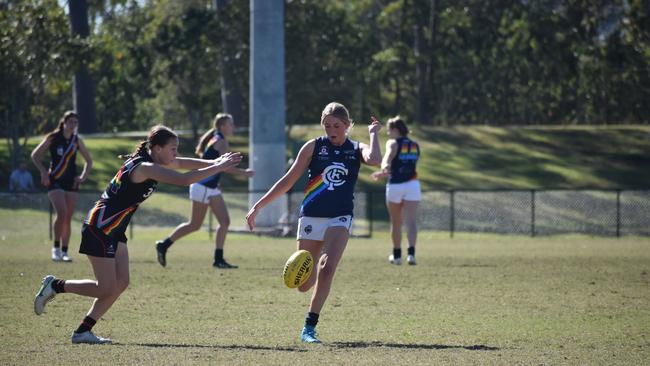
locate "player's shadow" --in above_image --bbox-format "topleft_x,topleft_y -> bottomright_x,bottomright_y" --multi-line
329,341 -> 499,351
122,342 -> 307,352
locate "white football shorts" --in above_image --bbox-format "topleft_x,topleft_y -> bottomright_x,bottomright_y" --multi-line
189,183 -> 222,204
386,179 -> 421,203
297,215 -> 353,241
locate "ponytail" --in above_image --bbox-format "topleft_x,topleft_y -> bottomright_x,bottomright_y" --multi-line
119,125 -> 177,159
195,113 -> 233,157
195,128 -> 217,157
119,140 -> 148,160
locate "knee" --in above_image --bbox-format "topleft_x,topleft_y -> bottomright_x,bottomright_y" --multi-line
54,207 -> 68,219
218,216 -> 230,229
186,221 -> 202,232
95,284 -> 117,299
317,260 -> 336,282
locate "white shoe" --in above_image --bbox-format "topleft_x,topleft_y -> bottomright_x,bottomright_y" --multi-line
34,275 -> 57,315
407,254 -> 416,265
61,252 -> 72,262
388,254 -> 402,265
51,248 -> 62,262
71,331 -> 112,344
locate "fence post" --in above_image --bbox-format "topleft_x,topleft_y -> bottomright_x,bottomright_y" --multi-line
367,190 -> 373,238
531,189 -> 536,237
449,190 -> 455,238
49,201 -> 53,240
208,212 -> 213,239
616,189 -> 621,238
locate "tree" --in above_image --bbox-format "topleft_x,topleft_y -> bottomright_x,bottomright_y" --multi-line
0,0 -> 77,170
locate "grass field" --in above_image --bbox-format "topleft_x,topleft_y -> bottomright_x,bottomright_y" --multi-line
1,207 -> 649,365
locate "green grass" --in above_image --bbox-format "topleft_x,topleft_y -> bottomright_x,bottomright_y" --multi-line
1,207 -> 650,365
3,125 -> 650,193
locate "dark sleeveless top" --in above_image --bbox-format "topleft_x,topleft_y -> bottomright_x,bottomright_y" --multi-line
300,136 -> 362,217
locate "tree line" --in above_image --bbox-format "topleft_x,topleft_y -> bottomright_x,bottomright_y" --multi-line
2,0 -> 649,165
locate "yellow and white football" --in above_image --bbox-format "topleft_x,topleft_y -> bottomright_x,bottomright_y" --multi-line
282,250 -> 314,288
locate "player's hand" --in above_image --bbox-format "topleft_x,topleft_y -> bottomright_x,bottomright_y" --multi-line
243,168 -> 255,178
245,207 -> 259,231
214,152 -> 242,170
40,172 -> 50,187
368,116 -> 382,134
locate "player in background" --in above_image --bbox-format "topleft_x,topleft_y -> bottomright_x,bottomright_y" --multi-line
371,116 -> 421,265
155,113 -> 254,269
246,102 -> 382,343
33,125 -> 242,344
31,111 -> 93,262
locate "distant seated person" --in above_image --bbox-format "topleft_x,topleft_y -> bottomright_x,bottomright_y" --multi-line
9,161 -> 35,193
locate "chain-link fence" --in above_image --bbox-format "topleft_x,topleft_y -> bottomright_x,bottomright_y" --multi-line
411,189 -> 650,237
1,189 -> 649,239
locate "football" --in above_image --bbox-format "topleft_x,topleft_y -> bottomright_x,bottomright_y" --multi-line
282,250 -> 314,288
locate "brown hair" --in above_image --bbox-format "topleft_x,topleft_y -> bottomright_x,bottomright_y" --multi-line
320,102 -> 352,125
195,113 -> 233,157
120,125 -> 178,159
387,116 -> 409,136
46,111 -> 78,139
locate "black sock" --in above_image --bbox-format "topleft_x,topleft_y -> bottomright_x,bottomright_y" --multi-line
305,312 -> 319,327
407,247 -> 415,256
393,248 -> 402,259
214,248 -> 223,262
52,279 -> 66,293
74,316 -> 96,334
54,240 -> 60,249
159,237 -> 174,250
61,246 -> 68,253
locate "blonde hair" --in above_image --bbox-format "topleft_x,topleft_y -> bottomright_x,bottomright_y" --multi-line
320,102 -> 353,126
195,113 -> 233,157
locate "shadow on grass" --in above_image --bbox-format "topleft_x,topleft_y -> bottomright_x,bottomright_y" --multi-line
329,341 -> 500,351
122,342 -> 307,352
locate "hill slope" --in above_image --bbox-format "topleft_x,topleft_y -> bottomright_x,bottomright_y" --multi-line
2,125 -> 649,192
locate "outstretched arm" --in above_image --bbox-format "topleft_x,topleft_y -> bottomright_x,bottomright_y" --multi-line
245,140 -> 315,230
131,152 -> 242,185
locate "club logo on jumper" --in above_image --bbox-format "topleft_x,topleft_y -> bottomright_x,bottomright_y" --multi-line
57,147 -> 64,156
322,162 -> 348,190
318,146 -> 329,156
304,225 -> 312,234
339,217 -> 348,222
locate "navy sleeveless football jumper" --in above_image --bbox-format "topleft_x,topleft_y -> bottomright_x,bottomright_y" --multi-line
389,137 -> 420,184
300,136 -> 361,218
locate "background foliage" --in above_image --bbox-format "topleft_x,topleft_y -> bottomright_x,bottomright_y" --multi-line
2,0 -> 649,165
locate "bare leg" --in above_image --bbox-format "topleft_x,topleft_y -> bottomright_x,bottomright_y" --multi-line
306,227 -> 348,314
47,190 -> 67,244
387,200 -> 404,249
403,200 -> 419,248
62,242 -> 130,320
168,200 -> 209,242
209,195 -> 230,250
62,191 -> 78,250
298,239 -> 323,292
